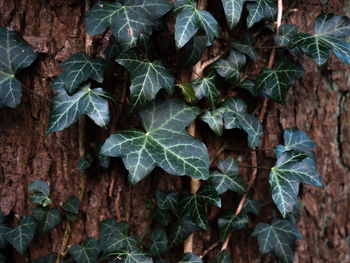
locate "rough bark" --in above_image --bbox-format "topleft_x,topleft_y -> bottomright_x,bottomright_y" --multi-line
0,0 -> 349,263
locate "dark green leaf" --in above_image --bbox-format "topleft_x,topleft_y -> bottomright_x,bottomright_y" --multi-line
32,253 -> 56,263
215,250 -> 231,263
77,155 -> 92,170
105,36 -> 120,60
246,0 -> 277,28
46,84 -> 113,135
69,237 -> 100,263
174,0 -> 218,48
178,82 -> 196,103
169,215 -> 200,248
270,151 -> 322,217
214,50 -> 246,85
220,0 -> 245,29
116,49 -> 174,111
287,203 -> 301,225
252,219 -> 302,263
29,180 -> 52,206
33,207 -> 62,235
221,97 -> 263,147
156,190 -> 180,217
0,224 -> 10,248
0,27 -> 37,109
59,52 -> 107,94
200,108 -> 224,136
181,185 -> 221,230
274,24 -> 298,47
192,72 -> 218,109
153,209 -> 172,226
255,60 -> 304,104
210,156 -> 246,195
5,215 -> 37,254
63,196 -> 80,215
231,34 -> 258,61
86,0 -> 172,46
100,219 -> 138,252
218,210 -> 248,241
149,228 -> 168,257
101,99 -> 210,184
239,79 -> 256,96
103,248 -> 152,263
241,198 -> 260,215
180,253 -> 202,263
183,36 -> 207,67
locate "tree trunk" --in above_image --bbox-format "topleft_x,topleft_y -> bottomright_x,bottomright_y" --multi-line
0,0 -> 349,262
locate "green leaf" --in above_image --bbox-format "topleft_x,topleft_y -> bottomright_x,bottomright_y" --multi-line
0,224 -> 10,248
218,210 -> 248,241
210,156 -> 246,195
239,79 -> 256,96
29,180 -> 52,206
63,196 -> 80,216
77,155 -> 92,171
269,151 -> 322,217
290,13 -> 350,65
287,203 -> 301,225
99,219 -> 138,252
59,52 -> 107,94
178,82 -> 196,103
180,253 -> 202,263
33,207 -> 62,235
105,36 -> 120,60
174,0 -> 218,48
220,0 -> 245,29
156,190 -> 180,217
241,197 -> 260,215
116,49 -> 174,111
255,60 -> 304,104
246,0 -> 277,28
200,108 -> 224,136
101,98 -> 210,184
46,84 -> 113,135
86,0 -> 172,46
214,50 -> 246,85
215,250 -> 231,263
0,27 -> 37,109
5,215 -> 37,254
149,228 -> 168,257
183,35 -> 207,67
103,248 -> 152,263
32,253 -> 56,263
252,219 -> 302,263
69,237 -> 100,263
169,215 -> 200,248
231,34 -> 258,61
192,72 -> 218,109
96,145 -> 110,168
221,97 -> 263,147
181,185 -> 221,230
153,209 -> 172,226
274,24 -> 298,47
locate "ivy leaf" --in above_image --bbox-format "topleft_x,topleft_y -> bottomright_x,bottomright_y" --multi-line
290,13 -> 350,65
246,0 -> 277,28
181,185 -> 221,230
103,248 -> 153,263
214,50 -> 246,85
77,154 -> 93,171
252,219 -> 302,263
153,209 -> 172,226
210,156 -> 246,195
231,34 -> 258,61
178,82 -> 196,103
169,215 -> 200,248
270,151 -> 322,217
101,98 -> 210,184
192,72 -> 218,109
5,215 -> 37,254
156,190 -> 180,217
149,228 -> 168,258
183,35 -> 207,67
100,219 -> 138,252
255,60 -> 305,104
200,108 -> 224,136
86,0 -> 172,46
69,237 -> 100,263
29,180 -> 52,207
274,24 -> 298,47
180,253 -> 202,263
218,210 -> 248,241
96,145 -> 110,168
221,97 -> 263,147
241,197 -> 260,215
0,27 -> 37,109
59,52 -> 107,94
46,84 -> 113,135
221,0 -> 245,29
215,250 -> 231,263
116,49 -> 174,111
32,253 -> 56,263
0,224 -> 10,248
239,79 -> 257,96
33,207 -> 62,235
174,0 -> 218,48
105,36 -> 120,60
63,196 -> 80,221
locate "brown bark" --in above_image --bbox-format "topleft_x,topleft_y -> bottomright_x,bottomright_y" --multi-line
0,0 -> 349,263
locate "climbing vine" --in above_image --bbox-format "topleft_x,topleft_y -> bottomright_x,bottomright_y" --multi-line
1,0 -> 350,262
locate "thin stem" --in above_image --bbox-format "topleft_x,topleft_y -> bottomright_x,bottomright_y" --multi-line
200,240 -> 221,258
200,52 -> 223,71
22,86 -> 51,102
254,45 -> 285,49
210,143 -> 228,165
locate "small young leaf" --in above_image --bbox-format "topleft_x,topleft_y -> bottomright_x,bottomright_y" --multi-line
252,219 -> 302,263
101,99 -> 210,184
183,36 -> 207,67
63,196 -> 80,215
210,156 -> 246,195
218,210 -> 248,241
220,0 -> 245,29
200,108 -> 224,136
178,82 -> 196,103
5,215 -> 37,254
241,198 -> 260,215
149,228 -> 168,258
180,252 -> 202,263
77,155 -> 92,171
246,0 -> 277,28
274,24 -> 298,47
156,190 -> 180,217
33,207 -> 62,235
0,27 -> 38,109
169,215 -> 200,248
69,237 -> 100,263
255,60 -> 305,104
231,34 -> 258,61
215,249 -> 231,263
29,180 -> 52,206
214,50 -> 246,85
192,72 -> 219,109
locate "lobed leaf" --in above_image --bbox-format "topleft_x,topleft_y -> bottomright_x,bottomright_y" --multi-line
183,35 -> 207,67
33,207 -> 62,235
221,0 -> 245,29
218,210 -> 248,241
149,228 -> 168,258
200,108 -> 224,136
29,180 -> 52,207
69,237 -> 100,263
246,0 -> 277,28
192,72 -> 218,109
215,249 -> 231,263
103,248 -> 153,263
180,253 -> 202,263
214,50 -> 246,85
